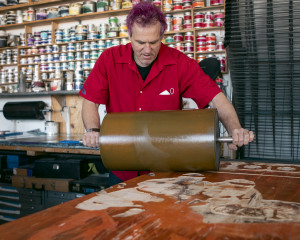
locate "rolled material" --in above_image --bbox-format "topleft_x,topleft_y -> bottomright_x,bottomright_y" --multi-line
3,101 -> 47,120
100,109 -> 220,172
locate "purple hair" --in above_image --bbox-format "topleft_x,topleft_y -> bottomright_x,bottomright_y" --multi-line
126,1 -> 167,37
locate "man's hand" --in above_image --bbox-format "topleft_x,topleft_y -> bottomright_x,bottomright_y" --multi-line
82,131 -> 100,148
229,128 -> 255,150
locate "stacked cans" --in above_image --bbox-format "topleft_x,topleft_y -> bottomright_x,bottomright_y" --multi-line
165,12 -> 193,32
163,0 -> 193,12
0,49 -> 18,65
26,31 -> 52,46
196,32 -> 224,52
164,32 -> 194,53
19,38 -> 125,90
0,69 -> 18,83
194,11 -> 224,28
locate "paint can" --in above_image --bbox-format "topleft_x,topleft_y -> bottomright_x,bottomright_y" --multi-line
45,121 -> 59,135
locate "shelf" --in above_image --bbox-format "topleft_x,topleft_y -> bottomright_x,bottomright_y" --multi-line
164,41 -> 193,45
164,9 -> 192,15
0,90 -> 80,97
0,82 -> 18,86
192,5 -> 225,11
196,50 -> 226,54
0,46 -> 17,50
0,63 -> 17,66
0,8 -> 132,30
195,26 -> 224,32
20,49 -> 101,57
165,29 -> 195,35
19,58 -> 97,66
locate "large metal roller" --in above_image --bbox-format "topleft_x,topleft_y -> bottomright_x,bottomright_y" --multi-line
100,109 -> 230,172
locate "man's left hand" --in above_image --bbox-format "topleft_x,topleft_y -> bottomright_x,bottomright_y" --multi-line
229,128 -> 255,150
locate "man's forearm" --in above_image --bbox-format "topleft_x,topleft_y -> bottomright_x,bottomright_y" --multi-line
82,99 -> 101,130
209,92 -> 241,135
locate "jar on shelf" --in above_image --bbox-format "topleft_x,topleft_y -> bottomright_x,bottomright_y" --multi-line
210,0 -> 224,6
163,4 -> 172,12
165,36 -> 173,43
16,10 -> 23,23
122,0 -> 132,9
83,1 -> 96,13
214,12 -> 225,19
205,12 -> 214,21
7,0 -> 18,6
184,12 -> 192,21
183,2 -> 192,9
215,18 -> 224,27
173,33 -> 183,42
203,19 -> 214,28
58,5 -> 69,17
69,3 -> 82,16
36,9 -> 47,20
184,32 -> 193,42
216,41 -> 225,51
173,3 -> 183,11
184,42 -> 194,52
174,43 -> 183,52
27,7 -> 35,21
0,0 -> 7,7
192,0 -> 205,8
47,8 -> 59,19
111,0 -> 122,10
206,33 -> 216,42
97,0 -> 110,12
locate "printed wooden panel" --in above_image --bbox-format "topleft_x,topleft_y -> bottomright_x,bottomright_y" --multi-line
0,161 -> 299,240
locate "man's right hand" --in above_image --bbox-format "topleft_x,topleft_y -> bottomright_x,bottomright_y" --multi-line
82,131 -> 100,148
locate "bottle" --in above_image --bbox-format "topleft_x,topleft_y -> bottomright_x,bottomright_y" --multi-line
19,71 -> 26,92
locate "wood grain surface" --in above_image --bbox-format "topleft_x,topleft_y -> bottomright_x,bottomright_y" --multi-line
0,161 -> 299,240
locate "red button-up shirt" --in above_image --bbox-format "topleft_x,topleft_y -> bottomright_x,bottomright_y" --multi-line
79,43 -> 221,181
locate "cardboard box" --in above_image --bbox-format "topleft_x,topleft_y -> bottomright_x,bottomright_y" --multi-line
13,164 -> 34,177
25,177 -> 73,192
11,175 -> 29,188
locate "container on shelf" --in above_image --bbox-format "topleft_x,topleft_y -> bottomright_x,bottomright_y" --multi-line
184,42 -> 194,52
192,0 -> 205,8
83,1 -> 96,13
58,5 -> 69,17
97,0 -> 110,12
183,2 -> 192,9
69,3 -> 82,16
111,0 -> 122,10
184,32 -> 193,42
211,0 -> 224,6
27,7 -> 35,21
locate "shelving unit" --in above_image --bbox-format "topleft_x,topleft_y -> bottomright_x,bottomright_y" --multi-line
0,0 -> 225,94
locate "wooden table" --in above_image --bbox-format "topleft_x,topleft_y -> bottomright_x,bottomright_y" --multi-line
0,161 -> 299,240
0,134 -> 99,155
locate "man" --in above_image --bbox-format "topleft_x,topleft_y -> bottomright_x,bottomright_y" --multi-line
79,2 -> 254,185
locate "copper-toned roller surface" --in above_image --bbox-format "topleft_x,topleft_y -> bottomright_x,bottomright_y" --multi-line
100,109 -> 220,171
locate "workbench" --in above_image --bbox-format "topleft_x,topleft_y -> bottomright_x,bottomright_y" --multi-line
0,160 -> 299,239
0,134 -> 99,155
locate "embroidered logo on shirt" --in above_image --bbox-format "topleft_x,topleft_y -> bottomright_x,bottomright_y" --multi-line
159,88 -> 174,95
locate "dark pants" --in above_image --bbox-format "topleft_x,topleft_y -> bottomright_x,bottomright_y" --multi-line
108,171 -> 123,186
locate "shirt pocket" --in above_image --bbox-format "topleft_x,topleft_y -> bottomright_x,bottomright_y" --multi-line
156,95 -> 179,110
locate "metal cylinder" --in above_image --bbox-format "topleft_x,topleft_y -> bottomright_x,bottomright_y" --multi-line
100,109 -> 220,172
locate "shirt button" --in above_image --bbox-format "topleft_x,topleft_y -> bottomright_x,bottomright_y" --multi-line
139,108 -> 141,111
140,91 -> 143,93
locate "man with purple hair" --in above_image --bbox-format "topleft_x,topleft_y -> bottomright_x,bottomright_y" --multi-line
79,2 -> 254,185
